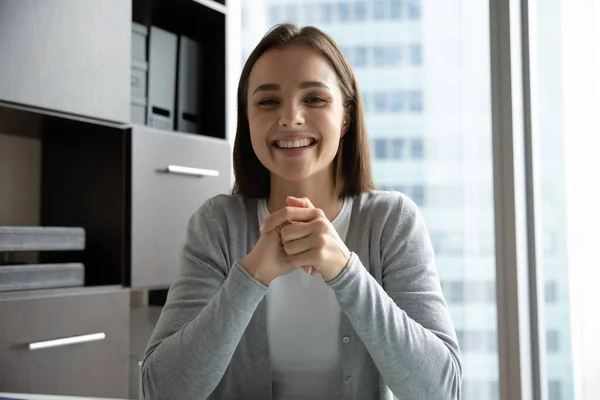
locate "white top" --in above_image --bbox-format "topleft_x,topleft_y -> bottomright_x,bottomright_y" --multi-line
258,197 -> 353,400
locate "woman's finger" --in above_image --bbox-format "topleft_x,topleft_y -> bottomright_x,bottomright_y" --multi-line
261,207 -> 323,233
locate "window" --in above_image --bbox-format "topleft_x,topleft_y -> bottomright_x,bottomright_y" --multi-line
374,46 -> 402,66
374,139 -> 388,159
303,4 -> 316,23
373,0 -> 386,20
337,2 -> 350,22
354,2 -> 367,21
394,184 -> 406,194
461,330 -> 497,352
464,281 -> 496,303
373,47 -> 386,66
410,138 -> 424,159
373,92 -> 387,112
409,44 -> 422,66
412,185 -> 424,205
548,380 -> 562,400
444,281 -> 464,302
319,3 -> 332,23
285,5 -> 298,22
545,281 -> 557,304
361,92 -> 370,112
268,6 -> 280,25
547,330 -> 560,353
409,91 -> 423,112
530,1 -> 578,398
241,2 -> 498,398
390,91 -> 405,111
408,0 -> 421,20
355,46 -> 367,67
463,381 -> 499,400
391,138 -> 404,158
390,0 -> 403,19
389,46 -> 403,65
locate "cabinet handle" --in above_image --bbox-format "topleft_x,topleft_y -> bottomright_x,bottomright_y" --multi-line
162,165 -> 220,177
28,332 -> 106,350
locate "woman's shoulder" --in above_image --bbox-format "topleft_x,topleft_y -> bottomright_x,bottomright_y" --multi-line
354,189 -> 418,217
189,193 -> 258,228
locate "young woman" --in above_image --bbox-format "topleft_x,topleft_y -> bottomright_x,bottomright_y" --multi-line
142,24 -> 462,400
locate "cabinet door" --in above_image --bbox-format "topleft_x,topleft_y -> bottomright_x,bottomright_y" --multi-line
131,125 -> 232,288
0,0 -> 130,123
0,287 -> 129,398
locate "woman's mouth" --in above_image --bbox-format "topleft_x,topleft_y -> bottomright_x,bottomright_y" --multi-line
273,138 -> 317,149
271,138 -> 318,157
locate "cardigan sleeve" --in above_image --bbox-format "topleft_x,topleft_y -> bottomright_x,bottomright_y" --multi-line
327,195 -> 462,399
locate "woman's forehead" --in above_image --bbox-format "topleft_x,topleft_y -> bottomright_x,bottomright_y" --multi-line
249,46 -> 339,89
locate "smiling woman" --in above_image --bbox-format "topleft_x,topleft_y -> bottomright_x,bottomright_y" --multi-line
141,23 -> 462,400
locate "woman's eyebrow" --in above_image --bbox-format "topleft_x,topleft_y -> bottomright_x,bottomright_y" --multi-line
252,81 -> 331,94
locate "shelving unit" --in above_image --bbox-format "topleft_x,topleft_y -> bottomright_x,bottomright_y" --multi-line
0,0 -> 237,397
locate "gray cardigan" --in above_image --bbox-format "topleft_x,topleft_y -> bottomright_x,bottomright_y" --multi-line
142,190 -> 462,399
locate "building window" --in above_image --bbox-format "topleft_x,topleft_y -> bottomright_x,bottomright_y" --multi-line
374,92 -> 387,112
361,92 -> 370,112
463,380 -> 499,400
373,46 -> 386,66
391,138 -> 404,158
549,380 -> 562,400
303,4 -> 317,23
268,6 -> 280,25
374,139 -> 388,159
408,0 -> 421,20
545,280 -> 558,303
464,281 -> 496,303
410,138 -> 424,159
373,46 -> 403,66
394,184 -> 406,193
373,0 -> 386,19
547,330 -> 560,353
353,1 -> 367,21
389,46 -> 403,65
319,3 -> 333,23
409,44 -> 423,65
390,91 -> 405,111
444,281 -> 464,302
409,91 -> 423,112
337,2 -> 351,22
391,0 -> 403,19
355,46 -> 368,67
412,185 -> 425,205
285,5 -> 298,22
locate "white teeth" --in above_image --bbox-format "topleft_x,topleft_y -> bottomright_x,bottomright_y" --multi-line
275,138 -> 313,149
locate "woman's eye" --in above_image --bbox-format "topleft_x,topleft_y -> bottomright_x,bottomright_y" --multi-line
257,98 -> 278,106
305,97 -> 326,105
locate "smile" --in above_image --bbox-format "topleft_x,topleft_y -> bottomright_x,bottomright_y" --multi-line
273,138 -> 317,149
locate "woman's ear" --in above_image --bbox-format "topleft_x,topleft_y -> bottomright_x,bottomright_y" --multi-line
341,114 -> 351,137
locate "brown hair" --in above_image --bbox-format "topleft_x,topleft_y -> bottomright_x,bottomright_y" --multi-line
231,23 -> 375,198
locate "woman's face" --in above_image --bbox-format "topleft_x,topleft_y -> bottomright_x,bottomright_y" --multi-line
246,45 -> 348,183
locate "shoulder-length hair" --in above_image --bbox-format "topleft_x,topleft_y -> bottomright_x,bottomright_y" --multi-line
232,23 -> 375,198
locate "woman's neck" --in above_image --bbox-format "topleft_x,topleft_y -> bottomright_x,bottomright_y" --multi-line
267,170 -> 343,221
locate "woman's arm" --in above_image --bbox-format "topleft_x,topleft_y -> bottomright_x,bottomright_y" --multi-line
326,196 -> 462,400
141,199 -> 268,400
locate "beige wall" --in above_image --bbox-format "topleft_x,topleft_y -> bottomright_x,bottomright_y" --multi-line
0,132 -> 41,226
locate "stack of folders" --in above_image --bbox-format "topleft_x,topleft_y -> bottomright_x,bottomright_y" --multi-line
0,226 -> 85,292
131,22 -> 202,134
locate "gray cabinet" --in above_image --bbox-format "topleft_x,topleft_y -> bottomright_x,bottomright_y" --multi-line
0,0 -> 131,123
131,125 -> 232,288
0,287 -> 129,398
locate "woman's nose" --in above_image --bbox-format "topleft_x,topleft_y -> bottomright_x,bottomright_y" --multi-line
278,102 -> 304,127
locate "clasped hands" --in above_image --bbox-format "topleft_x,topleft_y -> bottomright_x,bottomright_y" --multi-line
240,196 -> 351,287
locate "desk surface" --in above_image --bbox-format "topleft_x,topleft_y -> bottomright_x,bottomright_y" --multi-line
0,393 -> 126,400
